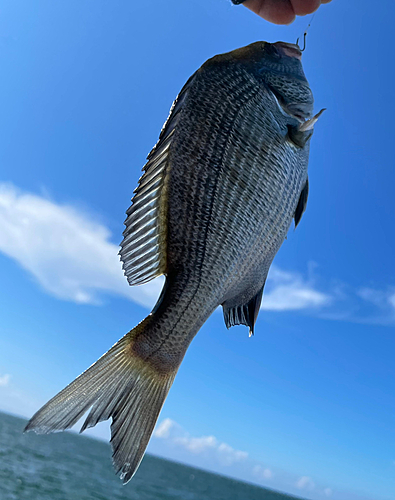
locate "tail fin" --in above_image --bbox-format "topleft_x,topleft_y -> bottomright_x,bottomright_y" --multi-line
24,318 -> 176,483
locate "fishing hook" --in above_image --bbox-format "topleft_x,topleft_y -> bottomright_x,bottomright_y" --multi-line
296,31 -> 307,52
296,12 -> 316,52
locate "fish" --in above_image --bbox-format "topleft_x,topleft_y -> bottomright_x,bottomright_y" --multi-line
25,41 -> 324,483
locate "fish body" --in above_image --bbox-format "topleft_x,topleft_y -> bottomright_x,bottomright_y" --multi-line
26,41 -> 322,483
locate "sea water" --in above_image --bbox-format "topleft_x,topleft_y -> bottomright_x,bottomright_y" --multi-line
0,412 -> 300,500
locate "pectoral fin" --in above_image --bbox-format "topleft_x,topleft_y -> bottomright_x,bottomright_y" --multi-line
288,108 -> 326,148
299,108 -> 326,132
222,286 -> 264,337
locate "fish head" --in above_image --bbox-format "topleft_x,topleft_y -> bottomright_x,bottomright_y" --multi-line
271,41 -> 303,60
228,41 -> 315,121
223,41 -> 303,75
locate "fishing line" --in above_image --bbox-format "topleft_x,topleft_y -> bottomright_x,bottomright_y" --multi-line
296,12 -> 316,51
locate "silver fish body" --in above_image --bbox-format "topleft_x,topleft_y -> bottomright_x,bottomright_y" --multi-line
26,41 -> 322,483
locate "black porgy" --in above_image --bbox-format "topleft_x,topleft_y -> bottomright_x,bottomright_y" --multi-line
26,41 -> 324,483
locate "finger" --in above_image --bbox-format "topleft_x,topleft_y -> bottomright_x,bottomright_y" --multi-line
244,0 -> 296,25
290,0 -> 320,16
320,0 -> 332,4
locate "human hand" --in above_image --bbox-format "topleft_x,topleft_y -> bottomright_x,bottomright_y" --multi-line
242,0 -> 332,25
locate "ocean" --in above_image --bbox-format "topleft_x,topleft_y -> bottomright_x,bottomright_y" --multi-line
0,412 -> 300,500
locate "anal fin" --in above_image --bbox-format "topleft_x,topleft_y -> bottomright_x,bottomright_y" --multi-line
222,286 -> 264,337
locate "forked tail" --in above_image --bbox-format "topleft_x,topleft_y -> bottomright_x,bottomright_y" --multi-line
24,317 -> 177,483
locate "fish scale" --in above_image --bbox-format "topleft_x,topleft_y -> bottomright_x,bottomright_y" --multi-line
196,98 -> 304,301
167,68 -> 259,276
25,41 -> 324,484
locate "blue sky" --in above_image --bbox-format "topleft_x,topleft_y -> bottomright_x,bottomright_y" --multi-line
1,1 -> 395,499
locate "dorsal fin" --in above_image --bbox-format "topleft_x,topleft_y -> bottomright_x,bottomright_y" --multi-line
294,177 -> 309,228
222,286 -> 265,337
119,76 -> 195,286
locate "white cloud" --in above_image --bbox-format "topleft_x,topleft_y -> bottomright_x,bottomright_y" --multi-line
262,284 -> 328,311
296,476 -> 315,491
153,417 -> 175,439
263,468 -> 273,479
216,442 -> 248,466
153,418 -> 248,466
354,287 -> 395,324
0,380 -> 43,418
0,183 -> 330,314
176,435 -> 218,453
0,374 -> 10,387
252,464 -> 273,480
263,266 -> 330,311
323,488 -> 333,497
0,183 -> 163,307
358,286 -> 395,313
358,287 -> 389,308
6,182 -> 395,327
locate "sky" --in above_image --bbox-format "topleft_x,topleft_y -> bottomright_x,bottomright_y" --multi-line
1,1 -> 395,499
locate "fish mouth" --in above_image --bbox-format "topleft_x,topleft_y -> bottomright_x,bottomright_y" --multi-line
273,42 -> 302,60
